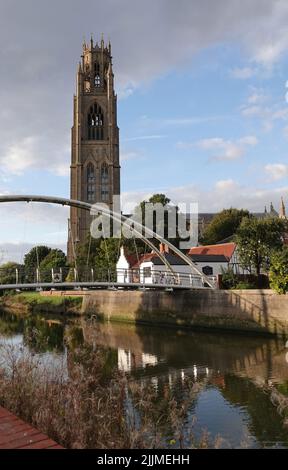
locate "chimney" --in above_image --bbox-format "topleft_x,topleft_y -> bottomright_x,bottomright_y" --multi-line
159,242 -> 169,253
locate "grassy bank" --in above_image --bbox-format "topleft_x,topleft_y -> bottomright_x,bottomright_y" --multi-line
0,292 -> 83,315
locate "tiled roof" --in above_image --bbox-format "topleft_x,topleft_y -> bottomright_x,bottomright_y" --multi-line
187,242 -> 236,260
131,252 -> 155,268
152,253 -> 190,266
123,249 -> 139,267
190,254 -> 229,262
131,252 -> 188,268
129,244 -> 236,268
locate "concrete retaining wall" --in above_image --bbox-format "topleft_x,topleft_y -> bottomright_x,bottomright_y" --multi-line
80,289 -> 288,336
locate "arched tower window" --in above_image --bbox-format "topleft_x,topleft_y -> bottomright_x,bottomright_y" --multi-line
87,102 -> 104,140
94,62 -> 101,87
87,163 -> 96,202
101,163 -> 109,202
95,74 -> 101,87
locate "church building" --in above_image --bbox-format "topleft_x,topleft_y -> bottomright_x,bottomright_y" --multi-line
67,37 -> 120,261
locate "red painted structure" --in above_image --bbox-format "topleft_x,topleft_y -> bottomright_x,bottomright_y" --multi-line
0,406 -> 63,449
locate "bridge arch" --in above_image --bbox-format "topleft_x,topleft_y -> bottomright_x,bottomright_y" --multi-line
0,195 -> 215,288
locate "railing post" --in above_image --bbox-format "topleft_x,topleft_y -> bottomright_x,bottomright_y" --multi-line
51,267 -> 54,282
74,267 -> 78,282
91,268 -> 94,282
36,268 -> 40,283
15,268 -> 19,285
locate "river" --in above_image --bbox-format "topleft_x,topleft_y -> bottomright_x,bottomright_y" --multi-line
0,310 -> 288,448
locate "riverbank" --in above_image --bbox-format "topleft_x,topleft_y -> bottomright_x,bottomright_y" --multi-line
0,292 -> 82,315
1,288 -> 288,336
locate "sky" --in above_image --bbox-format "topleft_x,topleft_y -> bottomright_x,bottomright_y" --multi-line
1,0 -> 288,262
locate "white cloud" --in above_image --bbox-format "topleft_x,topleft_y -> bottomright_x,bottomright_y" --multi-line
215,179 -> 238,191
117,82 -> 137,100
253,39 -> 287,66
0,135 -> 70,176
241,97 -> 288,130
122,182 -> 288,214
123,135 -> 167,142
283,125 -> 288,138
241,105 -> 263,117
238,136 -> 258,146
264,163 -> 288,181
230,67 -> 257,79
196,135 -> 258,161
3,137 -> 38,174
141,116 -> 224,131
247,90 -> 268,105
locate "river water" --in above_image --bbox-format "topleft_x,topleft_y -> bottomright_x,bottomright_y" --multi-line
0,310 -> 288,448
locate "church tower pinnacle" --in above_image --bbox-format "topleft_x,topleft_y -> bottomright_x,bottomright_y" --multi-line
279,196 -> 286,219
67,37 -> 120,261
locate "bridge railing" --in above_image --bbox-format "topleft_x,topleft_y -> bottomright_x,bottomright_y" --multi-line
116,268 -> 217,288
0,266 -> 217,289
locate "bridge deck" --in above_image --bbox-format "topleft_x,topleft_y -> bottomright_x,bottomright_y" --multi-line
0,406 -> 63,449
0,281 -> 211,291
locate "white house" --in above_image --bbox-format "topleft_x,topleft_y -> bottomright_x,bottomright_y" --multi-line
116,245 -> 215,287
116,247 -> 138,283
116,242 -> 254,287
187,242 -> 237,276
187,242 -> 250,275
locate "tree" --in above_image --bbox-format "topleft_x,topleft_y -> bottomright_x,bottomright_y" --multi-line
0,262 -> 23,285
94,238 -> 121,279
24,246 -> 52,281
75,192 -> 186,279
269,246 -> 288,294
236,217 -> 287,276
201,208 -> 250,245
76,236 -> 121,281
39,249 -> 67,282
76,193 -> 175,274
132,193 -> 182,249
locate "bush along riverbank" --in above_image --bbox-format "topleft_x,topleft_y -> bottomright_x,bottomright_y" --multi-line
0,292 -> 82,315
0,342 -> 218,449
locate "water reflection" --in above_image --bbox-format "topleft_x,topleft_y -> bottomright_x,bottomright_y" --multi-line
0,310 -> 288,448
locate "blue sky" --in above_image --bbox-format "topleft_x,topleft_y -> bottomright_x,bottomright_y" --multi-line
0,0 -> 288,262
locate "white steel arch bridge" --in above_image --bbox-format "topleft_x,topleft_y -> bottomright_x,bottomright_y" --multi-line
0,195 -> 216,291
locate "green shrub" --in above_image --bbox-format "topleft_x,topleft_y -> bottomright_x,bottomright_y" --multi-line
234,281 -> 254,290
269,247 -> 288,294
220,268 -> 238,289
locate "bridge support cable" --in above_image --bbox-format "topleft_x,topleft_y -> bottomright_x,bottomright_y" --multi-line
0,195 -> 215,288
33,204 -> 41,283
102,220 -> 111,283
86,232 -> 92,268
68,218 -> 78,278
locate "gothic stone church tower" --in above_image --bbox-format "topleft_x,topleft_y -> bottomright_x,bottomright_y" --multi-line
67,37 -> 120,261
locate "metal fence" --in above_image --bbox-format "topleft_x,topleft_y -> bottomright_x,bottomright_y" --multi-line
0,266 -> 217,289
